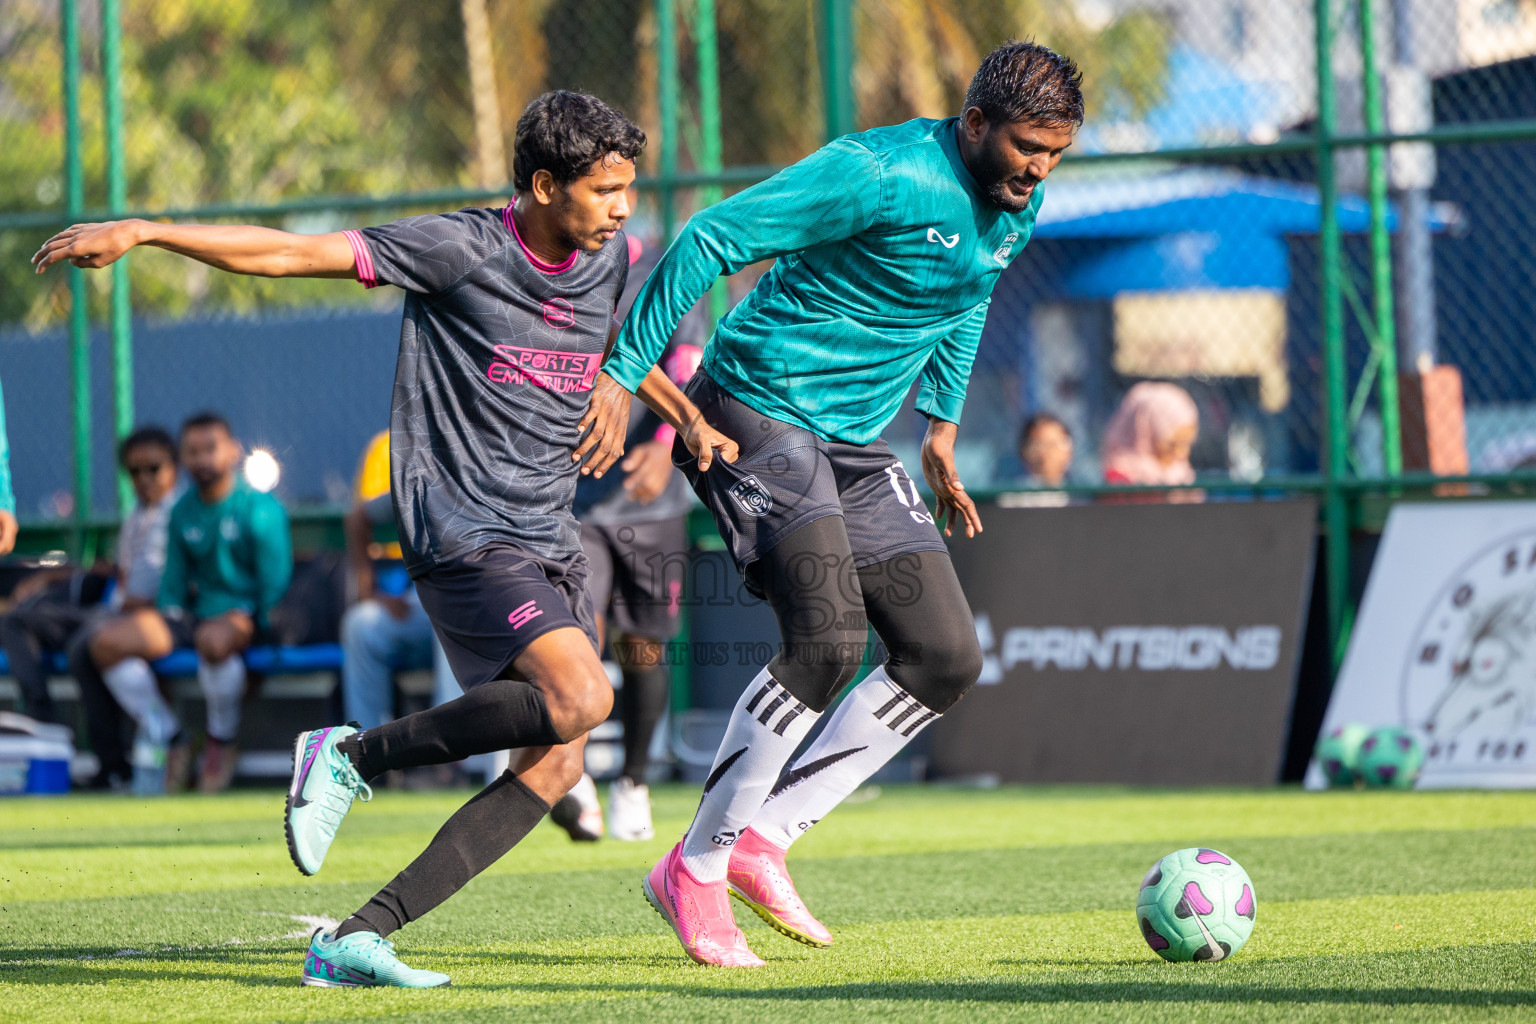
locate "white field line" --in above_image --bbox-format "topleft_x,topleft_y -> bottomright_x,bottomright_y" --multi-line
0,912 -> 340,965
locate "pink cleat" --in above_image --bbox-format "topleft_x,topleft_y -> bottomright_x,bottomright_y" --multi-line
727,827 -> 833,948
643,842 -> 765,967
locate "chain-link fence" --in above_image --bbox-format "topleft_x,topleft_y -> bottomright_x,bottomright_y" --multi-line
852,0 -> 1536,501
4,0 -> 1536,655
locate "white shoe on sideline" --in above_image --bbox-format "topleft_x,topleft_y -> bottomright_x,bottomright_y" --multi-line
608,775 -> 654,841
551,772 -> 604,842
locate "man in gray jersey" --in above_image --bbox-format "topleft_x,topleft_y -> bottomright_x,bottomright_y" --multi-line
33,91 -> 736,988
560,338 -> 704,842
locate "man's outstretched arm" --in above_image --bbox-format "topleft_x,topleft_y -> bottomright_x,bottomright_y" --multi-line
33,220 -> 356,279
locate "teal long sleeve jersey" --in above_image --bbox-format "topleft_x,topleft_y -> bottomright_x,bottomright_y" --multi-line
0,376 -> 13,515
606,117 -> 1043,444
158,479 -> 292,631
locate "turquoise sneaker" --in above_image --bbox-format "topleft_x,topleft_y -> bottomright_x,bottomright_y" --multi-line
302,929 -> 450,988
285,725 -> 371,876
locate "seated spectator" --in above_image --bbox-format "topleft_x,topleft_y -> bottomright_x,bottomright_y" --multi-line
0,427 -> 179,786
340,430 -> 455,740
1101,381 -> 1202,502
1,568 -> 107,728
70,412 -> 291,793
1020,412 -> 1074,488
994,411 -> 1076,508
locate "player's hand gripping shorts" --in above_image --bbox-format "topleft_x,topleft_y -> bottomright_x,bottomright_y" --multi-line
674,371 -> 948,595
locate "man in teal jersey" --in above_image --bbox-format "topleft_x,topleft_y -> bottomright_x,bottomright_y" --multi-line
589,41 -> 1084,966
81,412 -> 292,793
160,412 -> 291,790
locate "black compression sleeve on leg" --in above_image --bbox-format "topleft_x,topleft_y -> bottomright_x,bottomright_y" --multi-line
749,515 -> 867,714
336,771 -> 551,940
343,678 -> 562,782
2,612 -> 55,723
858,550 -> 983,714
620,661 -> 670,782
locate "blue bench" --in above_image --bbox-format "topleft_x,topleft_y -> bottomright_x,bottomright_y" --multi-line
0,643 -> 348,781
0,644 -> 344,678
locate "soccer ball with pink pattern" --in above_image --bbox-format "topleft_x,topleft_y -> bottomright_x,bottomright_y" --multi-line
1136,847 -> 1256,962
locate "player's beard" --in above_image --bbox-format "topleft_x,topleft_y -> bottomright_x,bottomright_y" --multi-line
970,137 -> 1038,214
188,465 -> 227,491
555,193 -> 611,252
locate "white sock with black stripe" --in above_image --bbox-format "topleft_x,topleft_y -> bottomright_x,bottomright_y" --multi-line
751,665 -> 940,850
679,666 -> 821,882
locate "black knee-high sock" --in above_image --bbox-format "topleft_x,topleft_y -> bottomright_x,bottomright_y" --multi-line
335,771 -> 550,940
338,678 -> 562,782
620,663 -> 670,783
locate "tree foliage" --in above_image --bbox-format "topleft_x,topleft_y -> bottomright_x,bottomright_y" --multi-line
1,0 -> 1171,328
853,0 -> 1168,129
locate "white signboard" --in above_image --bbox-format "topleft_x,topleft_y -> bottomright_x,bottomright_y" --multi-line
1309,501 -> 1536,789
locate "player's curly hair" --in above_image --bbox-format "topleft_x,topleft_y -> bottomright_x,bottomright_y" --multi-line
513,90 -> 647,192
964,40 -> 1085,129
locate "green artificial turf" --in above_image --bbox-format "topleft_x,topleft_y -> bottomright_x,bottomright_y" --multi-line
1,785 -> 1533,1022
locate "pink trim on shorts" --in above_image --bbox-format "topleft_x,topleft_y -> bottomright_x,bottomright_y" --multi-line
342,229 -> 377,289
502,203 -> 578,274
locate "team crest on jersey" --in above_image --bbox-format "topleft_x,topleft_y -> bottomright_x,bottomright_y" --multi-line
993,232 -> 1020,264
541,298 -> 575,329
728,475 -> 773,517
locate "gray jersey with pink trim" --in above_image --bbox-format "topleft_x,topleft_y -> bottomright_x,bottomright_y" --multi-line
346,207 -> 629,575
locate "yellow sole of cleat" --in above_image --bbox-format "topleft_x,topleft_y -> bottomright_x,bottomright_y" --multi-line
727,887 -> 834,948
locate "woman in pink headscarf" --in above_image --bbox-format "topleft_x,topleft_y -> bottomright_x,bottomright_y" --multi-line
1101,381 -> 1201,498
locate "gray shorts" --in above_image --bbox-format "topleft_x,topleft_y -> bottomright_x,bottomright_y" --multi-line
580,517 -> 688,641
676,372 -> 948,596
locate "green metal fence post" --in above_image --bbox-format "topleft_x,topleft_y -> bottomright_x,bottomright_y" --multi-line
820,0 -> 854,140
1359,0 -> 1402,476
61,0 -> 92,547
656,0 -> 690,736
102,0 -> 135,514
1317,0 -> 1352,670
657,0 -> 679,245
694,0 -> 727,324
